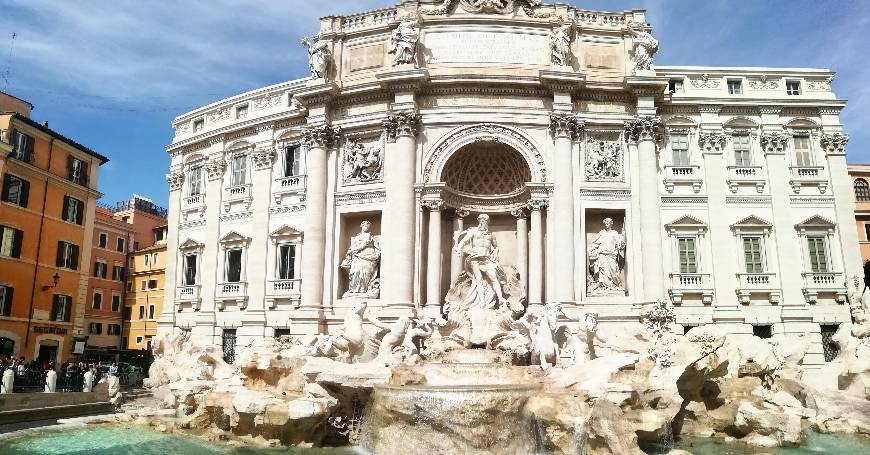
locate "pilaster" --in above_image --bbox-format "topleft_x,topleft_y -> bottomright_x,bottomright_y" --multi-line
548,113 -> 582,305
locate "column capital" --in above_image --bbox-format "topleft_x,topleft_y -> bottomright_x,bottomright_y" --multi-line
383,111 -> 421,142
624,115 -> 663,144
549,113 -> 584,140
455,208 -> 470,218
698,130 -> 728,152
511,207 -> 528,219
421,199 -> 444,211
166,171 -> 184,192
528,199 -> 549,211
251,148 -> 276,170
303,124 -> 342,148
760,131 -> 789,154
205,159 -> 227,181
820,132 -> 849,155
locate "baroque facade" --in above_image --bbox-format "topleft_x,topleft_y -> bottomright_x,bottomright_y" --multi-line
159,0 -> 859,375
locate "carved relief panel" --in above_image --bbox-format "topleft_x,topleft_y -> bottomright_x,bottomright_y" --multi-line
583,131 -> 624,182
341,135 -> 385,185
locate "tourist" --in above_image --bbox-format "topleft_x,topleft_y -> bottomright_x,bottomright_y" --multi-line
16,357 -> 26,376
108,363 -> 118,377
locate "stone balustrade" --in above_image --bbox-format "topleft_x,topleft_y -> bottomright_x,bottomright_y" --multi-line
726,166 -> 766,193
801,271 -> 846,304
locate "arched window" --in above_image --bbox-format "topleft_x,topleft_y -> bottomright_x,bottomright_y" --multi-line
855,179 -> 870,202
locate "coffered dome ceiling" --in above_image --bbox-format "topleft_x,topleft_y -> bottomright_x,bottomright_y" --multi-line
442,142 -> 531,196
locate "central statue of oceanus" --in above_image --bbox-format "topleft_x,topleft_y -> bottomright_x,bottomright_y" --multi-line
442,214 -> 525,346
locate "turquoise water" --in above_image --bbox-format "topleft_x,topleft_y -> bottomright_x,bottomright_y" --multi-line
0,425 -> 352,455
645,432 -> 870,455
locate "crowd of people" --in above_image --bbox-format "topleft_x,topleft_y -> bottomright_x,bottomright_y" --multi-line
1,355 -> 126,392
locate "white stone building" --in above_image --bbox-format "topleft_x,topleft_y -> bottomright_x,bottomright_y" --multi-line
158,0 -> 858,372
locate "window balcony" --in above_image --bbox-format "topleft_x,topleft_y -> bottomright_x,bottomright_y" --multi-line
668,273 -> 714,304
735,272 -> 781,304
223,184 -> 253,211
662,165 -> 702,194
788,166 -> 828,194
726,166 -> 766,193
216,281 -> 249,310
266,279 -> 302,309
182,193 -> 206,219
176,285 -> 202,310
801,271 -> 847,304
272,174 -> 307,205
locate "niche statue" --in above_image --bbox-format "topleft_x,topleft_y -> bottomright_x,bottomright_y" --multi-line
587,217 -> 626,295
341,221 -> 381,298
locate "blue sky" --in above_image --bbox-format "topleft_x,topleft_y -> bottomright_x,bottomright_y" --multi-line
0,0 -> 867,208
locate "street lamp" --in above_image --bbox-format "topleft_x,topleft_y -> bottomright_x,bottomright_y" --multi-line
41,273 -> 60,291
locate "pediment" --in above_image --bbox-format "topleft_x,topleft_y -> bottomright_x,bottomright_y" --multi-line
270,224 -> 303,239
664,116 -> 696,128
226,140 -> 254,152
786,118 -> 819,129
723,116 -> 758,130
665,215 -> 707,232
731,215 -> 772,231
795,215 -> 836,229
219,230 -> 250,245
178,238 -> 204,251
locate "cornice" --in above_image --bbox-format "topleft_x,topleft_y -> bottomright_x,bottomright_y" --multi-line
167,111 -> 304,155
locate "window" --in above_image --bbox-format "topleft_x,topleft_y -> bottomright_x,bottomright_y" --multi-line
111,295 -> 121,312
236,104 -> 248,119
144,254 -> 150,266
733,134 -> 752,167
94,261 -> 107,279
92,292 -> 102,310
793,136 -> 813,167
222,329 -> 236,363
56,241 -> 79,270
89,323 -> 103,335
807,236 -> 829,273
67,156 -> 88,186
0,285 -> 13,317
138,306 -> 145,320
112,265 -> 125,281
742,236 -> 764,273
61,196 -> 84,225
140,280 -> 146,291
135,336 -> 143,344
277,244 -> 297,280
51,294 -> 72,322
856,179 -> 870,202
116,237 -> 125,253
152,253 -> 158,264
154,228 -> 166,242
2,174 -> 30,207
10,131 -> 34,162
107,324 -> 121,336
786,81 -> 801,96
677,237 -> 698,273
149,305 -> 155,319
183,254 -> 198,286
820,324 -> 839,362
129,257 -> 134,268
225,248 -> 242,283
0,226 -> 23,259
123,307 -> 132,320
671,135 -> 690,166
133,241 -> 139,251
148,279 -> 158,289
98,232 -> 108,248
274,328 -> 293,338
188,165 -> 203,197
752,325 -> 772,339
231,155 -> 248,186
727,79 -> 742,95
668,78 -> 683,94
126,281 -> 133,292
284,145 -> 301,177
193,119 -> 204,132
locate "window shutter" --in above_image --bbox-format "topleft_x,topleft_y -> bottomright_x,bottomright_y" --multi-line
19,180 -> 29,208
62,197 -> 70,221
102,263 -> 107,279
11,229 -> 22,259
56,242 -> 65,267
64,297 -> 71,322
66,156 -> 74,181
24,135 -> 33,161
70,244 -> 79,270
50,295 -> 59,320
81,163 -> 89,186
1,286 -> 11,316
75,200 -> 83,224
1,174 -> 8,201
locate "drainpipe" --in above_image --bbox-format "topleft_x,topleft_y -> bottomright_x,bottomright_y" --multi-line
24,137 -> 55,355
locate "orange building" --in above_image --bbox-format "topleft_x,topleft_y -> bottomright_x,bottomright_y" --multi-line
848,164 -> 870,273
124,225 -> 167,352
84,197 -> 166,360
0,95 -> 109,364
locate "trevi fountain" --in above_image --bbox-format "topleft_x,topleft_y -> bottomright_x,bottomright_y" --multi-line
10,0 -> 867,454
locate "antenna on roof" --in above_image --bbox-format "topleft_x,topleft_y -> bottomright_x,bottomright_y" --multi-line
2,33 -> 16,92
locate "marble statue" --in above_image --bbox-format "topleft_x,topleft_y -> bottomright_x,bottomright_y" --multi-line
341,221 -> 381,298
45,370 -> 57,393
627,22 -> 658,72
1,369 -> 12,393
587,217 -> 626,295
848,275 -> 870,338
309,300 -> 368,362
444,214 -> 525,346
549,22 -> 572,67
83,369 -> 94,392
389,15 -> 420,66
585,137 -> 622,181
302,36 -> 331,79
368,313 -> 411,360
641,298 -> 676,367
343,140 -> 383,183
528,302 -> 565,370
402,318 -> 435,355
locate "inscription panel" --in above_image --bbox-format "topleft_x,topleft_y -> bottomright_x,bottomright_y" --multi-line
347,42 -> 387,72
426,29 -> 549,65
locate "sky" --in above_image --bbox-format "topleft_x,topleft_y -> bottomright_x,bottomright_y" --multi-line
0,0 -> 868,208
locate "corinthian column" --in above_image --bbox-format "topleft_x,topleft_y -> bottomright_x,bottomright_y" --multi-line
822,133 -> 862,281
528,199 -> 547,305
549,113 -> 583,304
423,199 -> 444,308
512,207 -> 529,293
300,125 -> 340,310
625,116 -> 665,300
381,112 -> 420,307
450,208 -> 469,284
